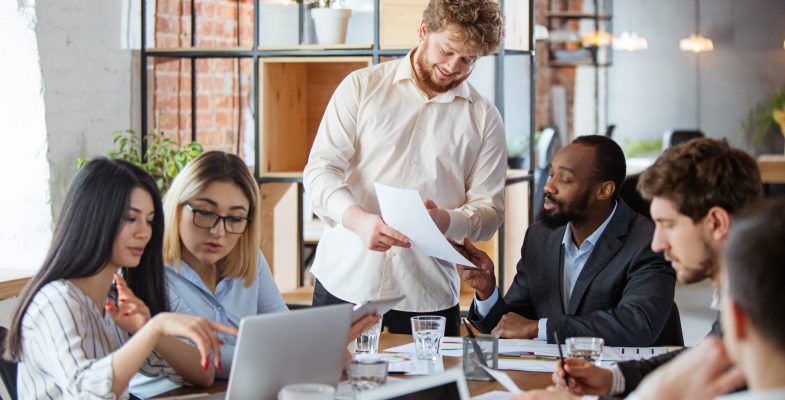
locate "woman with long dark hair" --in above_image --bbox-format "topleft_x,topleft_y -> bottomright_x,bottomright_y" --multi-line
4,158 -> 236,399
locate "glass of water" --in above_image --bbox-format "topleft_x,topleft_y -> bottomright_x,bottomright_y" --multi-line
348,357 -> 388,393
410,316 -> 446,360
355,319 -> 382,354
566,337 -> 604,366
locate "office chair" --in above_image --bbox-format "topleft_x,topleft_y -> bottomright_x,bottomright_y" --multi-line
0,326 -> 17,400
533,128 -> 562,218
662,129 -> 704,150
654,302 -> 685,346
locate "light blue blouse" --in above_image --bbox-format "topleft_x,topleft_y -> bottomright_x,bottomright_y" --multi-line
166,250 -> 288,378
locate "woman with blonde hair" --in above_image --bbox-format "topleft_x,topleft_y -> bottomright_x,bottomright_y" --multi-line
163,151 -> 378,378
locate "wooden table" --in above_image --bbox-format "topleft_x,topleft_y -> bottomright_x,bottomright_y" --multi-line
158,333 -> 552,398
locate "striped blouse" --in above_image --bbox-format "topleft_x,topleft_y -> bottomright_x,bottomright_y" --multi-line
17,280 -> 177,400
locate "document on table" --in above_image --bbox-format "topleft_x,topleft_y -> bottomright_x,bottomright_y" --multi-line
374,183 -> 477,268
383,336 -> 465,357
480,366 -> 522,394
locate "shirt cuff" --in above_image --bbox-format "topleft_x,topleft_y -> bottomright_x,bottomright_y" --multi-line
473,287 -> 499,318
609,364 -> 626,395
536,318 -> 548,341
326,190 -> 357,228
444,209 -> 468,240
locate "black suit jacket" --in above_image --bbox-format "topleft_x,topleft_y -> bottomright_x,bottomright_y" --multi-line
468,200 -> 677,346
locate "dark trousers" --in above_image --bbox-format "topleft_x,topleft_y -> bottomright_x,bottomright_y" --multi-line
312,279 -> 461,336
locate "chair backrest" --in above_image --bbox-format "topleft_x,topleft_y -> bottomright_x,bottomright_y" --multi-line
662,129 -> 704,150
533,128 -> 562,217
654,302 -> 684,346
0,326 -> 17,400
618,174 -> 650,220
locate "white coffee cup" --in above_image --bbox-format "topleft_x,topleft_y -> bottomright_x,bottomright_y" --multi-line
278,383 -> 336,400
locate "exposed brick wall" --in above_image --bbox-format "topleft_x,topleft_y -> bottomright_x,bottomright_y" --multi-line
535,0 -> 579,139
153,0 -> 254,160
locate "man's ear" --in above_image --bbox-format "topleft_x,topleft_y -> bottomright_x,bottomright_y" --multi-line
704,206 -> 731,241
596,181 -> 615,201
418,19 -> 427,42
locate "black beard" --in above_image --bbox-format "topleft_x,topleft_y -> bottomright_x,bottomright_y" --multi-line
538,190 -> 591,229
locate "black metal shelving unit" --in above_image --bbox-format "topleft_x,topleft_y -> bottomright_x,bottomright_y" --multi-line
140,0 -> 536,292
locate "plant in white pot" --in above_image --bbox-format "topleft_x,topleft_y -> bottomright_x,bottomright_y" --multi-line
295,0 -> 352,45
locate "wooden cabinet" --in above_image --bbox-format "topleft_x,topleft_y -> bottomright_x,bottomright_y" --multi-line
141,0 -> 536,299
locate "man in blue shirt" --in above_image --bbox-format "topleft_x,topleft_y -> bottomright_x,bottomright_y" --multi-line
458,135 -> 678,346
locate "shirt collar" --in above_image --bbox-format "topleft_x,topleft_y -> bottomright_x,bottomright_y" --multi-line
393,49 -> 473,103
562,201 -> 619,249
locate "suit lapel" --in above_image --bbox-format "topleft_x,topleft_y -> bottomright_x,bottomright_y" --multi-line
566,201 -> 633,314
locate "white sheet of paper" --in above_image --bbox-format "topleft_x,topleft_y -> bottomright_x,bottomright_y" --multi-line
383,336 -> 464,357
128,373 -> 182,399
480,366 -> 523,394
471,391 -> 514,400
374,183 -> 477,268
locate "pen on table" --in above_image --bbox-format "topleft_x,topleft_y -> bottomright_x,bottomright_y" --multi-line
462,318 -> 490,370
499,354 -> 559,361
554,331 -> 570,385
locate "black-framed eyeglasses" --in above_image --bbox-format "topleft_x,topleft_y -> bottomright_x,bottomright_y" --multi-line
184,204 -> 250,234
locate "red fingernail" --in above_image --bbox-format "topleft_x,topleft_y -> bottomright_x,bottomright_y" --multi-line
105,301 -> 112,306
119,299 -> 126,303
123,312 -> 129,316
218,361 -> 222,372
203,359 -> 208,371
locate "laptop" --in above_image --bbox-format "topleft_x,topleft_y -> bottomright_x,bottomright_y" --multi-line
213,303 -> 353,399
355,369 -> 471,400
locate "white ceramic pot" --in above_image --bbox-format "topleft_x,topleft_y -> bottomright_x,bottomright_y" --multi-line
310,7 -> 352,45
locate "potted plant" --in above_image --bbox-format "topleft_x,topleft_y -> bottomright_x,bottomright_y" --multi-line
295,0 -> 352,45
742,90 -> 785,155
78,129 -> 203,194
506,134 -> 530,170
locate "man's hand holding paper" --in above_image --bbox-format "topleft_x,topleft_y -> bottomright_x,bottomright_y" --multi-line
373,182 -> 477,268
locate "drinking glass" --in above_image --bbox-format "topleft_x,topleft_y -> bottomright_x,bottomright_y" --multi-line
410,316 -> 446,360
348,357 -> 388,393
354,320 -> 382,354
566,337 -> 604,366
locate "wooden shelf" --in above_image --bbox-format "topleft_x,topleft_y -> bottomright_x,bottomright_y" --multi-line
0,269 -> 33,300
758,155 -> 785,183
546,12 -> 611,20
259,43 -> 373,51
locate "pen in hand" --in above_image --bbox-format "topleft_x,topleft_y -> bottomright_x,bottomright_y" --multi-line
554,332 -> 570,386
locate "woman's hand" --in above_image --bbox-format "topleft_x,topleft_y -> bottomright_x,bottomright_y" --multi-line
106,273 -> 151,334
149,313 -> 238,372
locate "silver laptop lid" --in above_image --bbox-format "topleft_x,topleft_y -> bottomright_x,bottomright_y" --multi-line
225,303 -> 353,400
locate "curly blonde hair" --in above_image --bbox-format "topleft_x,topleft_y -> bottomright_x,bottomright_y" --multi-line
422,0 -> 504,56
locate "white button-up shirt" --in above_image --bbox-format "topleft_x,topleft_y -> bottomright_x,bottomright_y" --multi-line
304,51 -> 507,312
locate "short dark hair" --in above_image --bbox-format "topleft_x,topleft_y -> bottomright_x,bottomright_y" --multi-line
724,199 -> 785,352
571,135 -> 626,198
637,138 -> 762,222
4,158 -> 167,361
422,0 -> 504,56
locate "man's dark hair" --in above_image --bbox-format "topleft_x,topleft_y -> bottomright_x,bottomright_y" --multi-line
724,199 -> 785,351
571,135 -> 626,198
637,138 -> 762,222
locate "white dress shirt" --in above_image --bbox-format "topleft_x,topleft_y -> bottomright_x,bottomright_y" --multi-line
304,51 -> 507,311
17,280 -> 177,400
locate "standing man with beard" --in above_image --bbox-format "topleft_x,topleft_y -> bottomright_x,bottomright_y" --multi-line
459,135 -> 678,346
304,0 -> 506,336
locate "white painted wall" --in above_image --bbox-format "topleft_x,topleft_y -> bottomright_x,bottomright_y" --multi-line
0,0 -> 53,272
607,0 -> 785,150
37,0 -> 142,218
